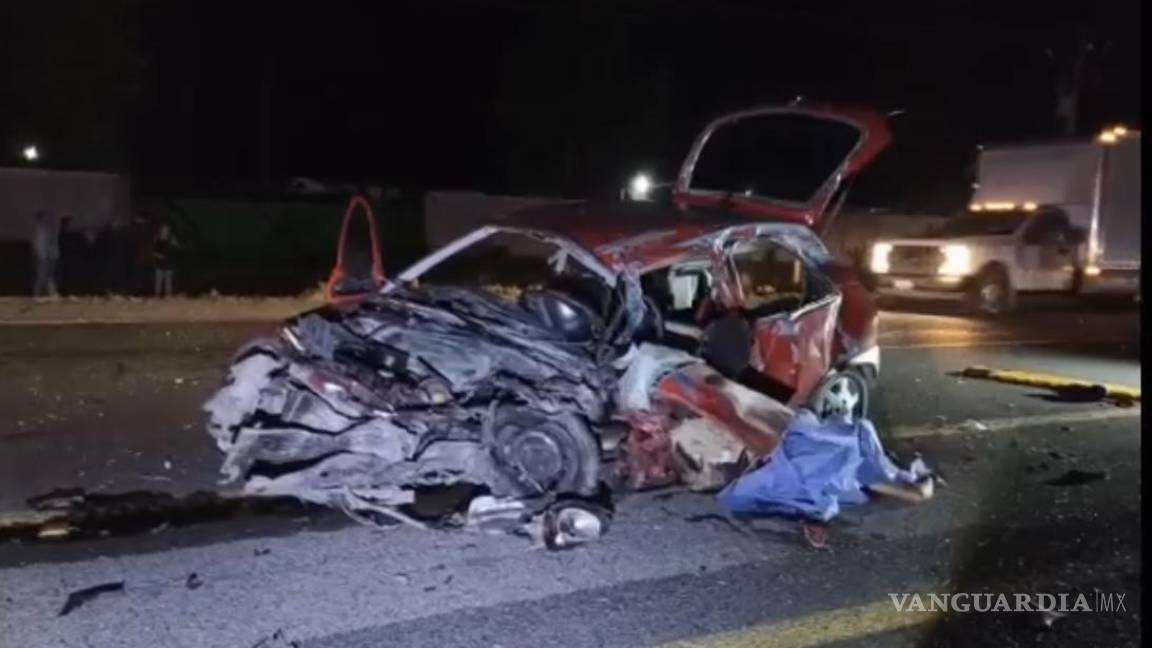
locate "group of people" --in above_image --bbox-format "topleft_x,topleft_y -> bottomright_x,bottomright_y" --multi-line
29,212 -> 181,298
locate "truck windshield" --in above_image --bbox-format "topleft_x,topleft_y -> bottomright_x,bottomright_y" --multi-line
930,213 -> 1030,237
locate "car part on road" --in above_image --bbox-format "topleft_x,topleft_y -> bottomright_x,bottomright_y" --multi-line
59,581 -> 125,617
1043,469 -> 1108,487
670,417 -> 748,491
538,501 -> 611,550
2,488 -> 311,543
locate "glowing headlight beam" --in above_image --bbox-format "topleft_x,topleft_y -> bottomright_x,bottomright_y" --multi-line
938,244 -> 972,277
870,243 -> 893,274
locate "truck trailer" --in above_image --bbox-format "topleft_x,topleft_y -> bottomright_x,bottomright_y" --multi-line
869,128 -> 1141,313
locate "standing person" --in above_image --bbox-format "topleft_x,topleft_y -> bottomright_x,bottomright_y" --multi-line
57,216 -> 80,295
128,213 -> 153,295
30,211 -> 59,297
152,224 -> 180,297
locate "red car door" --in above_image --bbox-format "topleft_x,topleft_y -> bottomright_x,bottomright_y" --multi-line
714,231 -> 842,407
324,195 -> 386,303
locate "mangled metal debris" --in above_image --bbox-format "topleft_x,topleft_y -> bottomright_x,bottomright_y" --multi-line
203,104 -> 901,548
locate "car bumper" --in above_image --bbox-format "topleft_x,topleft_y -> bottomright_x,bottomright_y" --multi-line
874,274 -> 967,298
1081,269 -> 1140,294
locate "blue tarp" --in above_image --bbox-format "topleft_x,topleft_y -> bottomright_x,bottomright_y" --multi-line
717,409 -> 928,522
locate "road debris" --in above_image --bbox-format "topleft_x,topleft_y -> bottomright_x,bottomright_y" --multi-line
250,629 -> 300,648
2,489 -> 313,543
1043,469 -> 1108,487
801,522 -> 828,549
59,581 -> 125,616
958,419 -> 989,432
186,573 -> 203,590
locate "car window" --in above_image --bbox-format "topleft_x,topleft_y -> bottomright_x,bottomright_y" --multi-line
1022,210 -> 1072,245
640,261 -> 713,326
931,212 -> 1031,237
728,238 -> 828,316
415,230 -> 602,303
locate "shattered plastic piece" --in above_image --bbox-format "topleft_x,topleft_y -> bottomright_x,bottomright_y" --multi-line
670,417 -> 746,492
59,581 -> 125,616
541,505 -> 607,550
465,495 -> 529,533
1043,469 -> 1108,487
717,410 -> 930,522
958,419 -> 988,432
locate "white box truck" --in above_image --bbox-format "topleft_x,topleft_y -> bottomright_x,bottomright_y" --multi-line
869,128 -> 1140,313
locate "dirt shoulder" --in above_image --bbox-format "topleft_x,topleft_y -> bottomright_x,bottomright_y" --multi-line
0,295 -> 324,325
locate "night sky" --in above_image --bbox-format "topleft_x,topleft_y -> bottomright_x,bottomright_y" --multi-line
0,0 -> 1141,211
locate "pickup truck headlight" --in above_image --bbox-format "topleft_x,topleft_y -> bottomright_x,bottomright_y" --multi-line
870,243 -> 892,274
938,245 -> 972,277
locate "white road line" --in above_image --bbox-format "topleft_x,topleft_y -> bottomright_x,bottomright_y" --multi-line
890,407 -> 1141,439
883,338 -> 1131,350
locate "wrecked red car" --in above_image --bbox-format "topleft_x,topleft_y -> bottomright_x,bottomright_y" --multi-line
203,105 -> 888,542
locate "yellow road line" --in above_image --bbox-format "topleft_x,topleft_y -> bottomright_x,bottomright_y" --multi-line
891,407 -> 1140,440
660,599 -> 941,648
961,366 -> 1140,401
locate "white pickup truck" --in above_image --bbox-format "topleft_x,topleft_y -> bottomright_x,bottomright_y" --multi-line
869,128 -> 1141,313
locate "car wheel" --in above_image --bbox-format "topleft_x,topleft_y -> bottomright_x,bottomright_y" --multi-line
966,266 -> 1015,316
492,408 -> 600,497
808,368 -> 870,420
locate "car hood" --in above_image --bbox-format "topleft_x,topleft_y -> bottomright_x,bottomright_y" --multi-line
285,286 -> 613,413
673,104 -> 892,232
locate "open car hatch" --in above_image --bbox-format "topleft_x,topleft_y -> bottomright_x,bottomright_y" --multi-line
673,104 -> 891,232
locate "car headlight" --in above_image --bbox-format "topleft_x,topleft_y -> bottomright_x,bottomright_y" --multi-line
870,243 -> 892,274
938,245 -> 972,276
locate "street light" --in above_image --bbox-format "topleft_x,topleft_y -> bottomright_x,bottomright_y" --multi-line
628,173 -> 652,201
22,145 -> 39,162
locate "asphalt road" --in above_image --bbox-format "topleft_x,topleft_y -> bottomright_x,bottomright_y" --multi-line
0,300 -> 1141,648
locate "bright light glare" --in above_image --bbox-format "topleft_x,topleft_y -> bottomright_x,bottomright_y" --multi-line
1085,265 -> 1102,277
870,243 -> 892,274
1113,125 -> 1128,136
629,173 -> 652,199
1023,201 -> 1038,211
22,145 -> 38,161
1099,131 -> 1118,144
938,244 -> 972,277
969,203 -> 984,212
982,202 -> 1017,211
